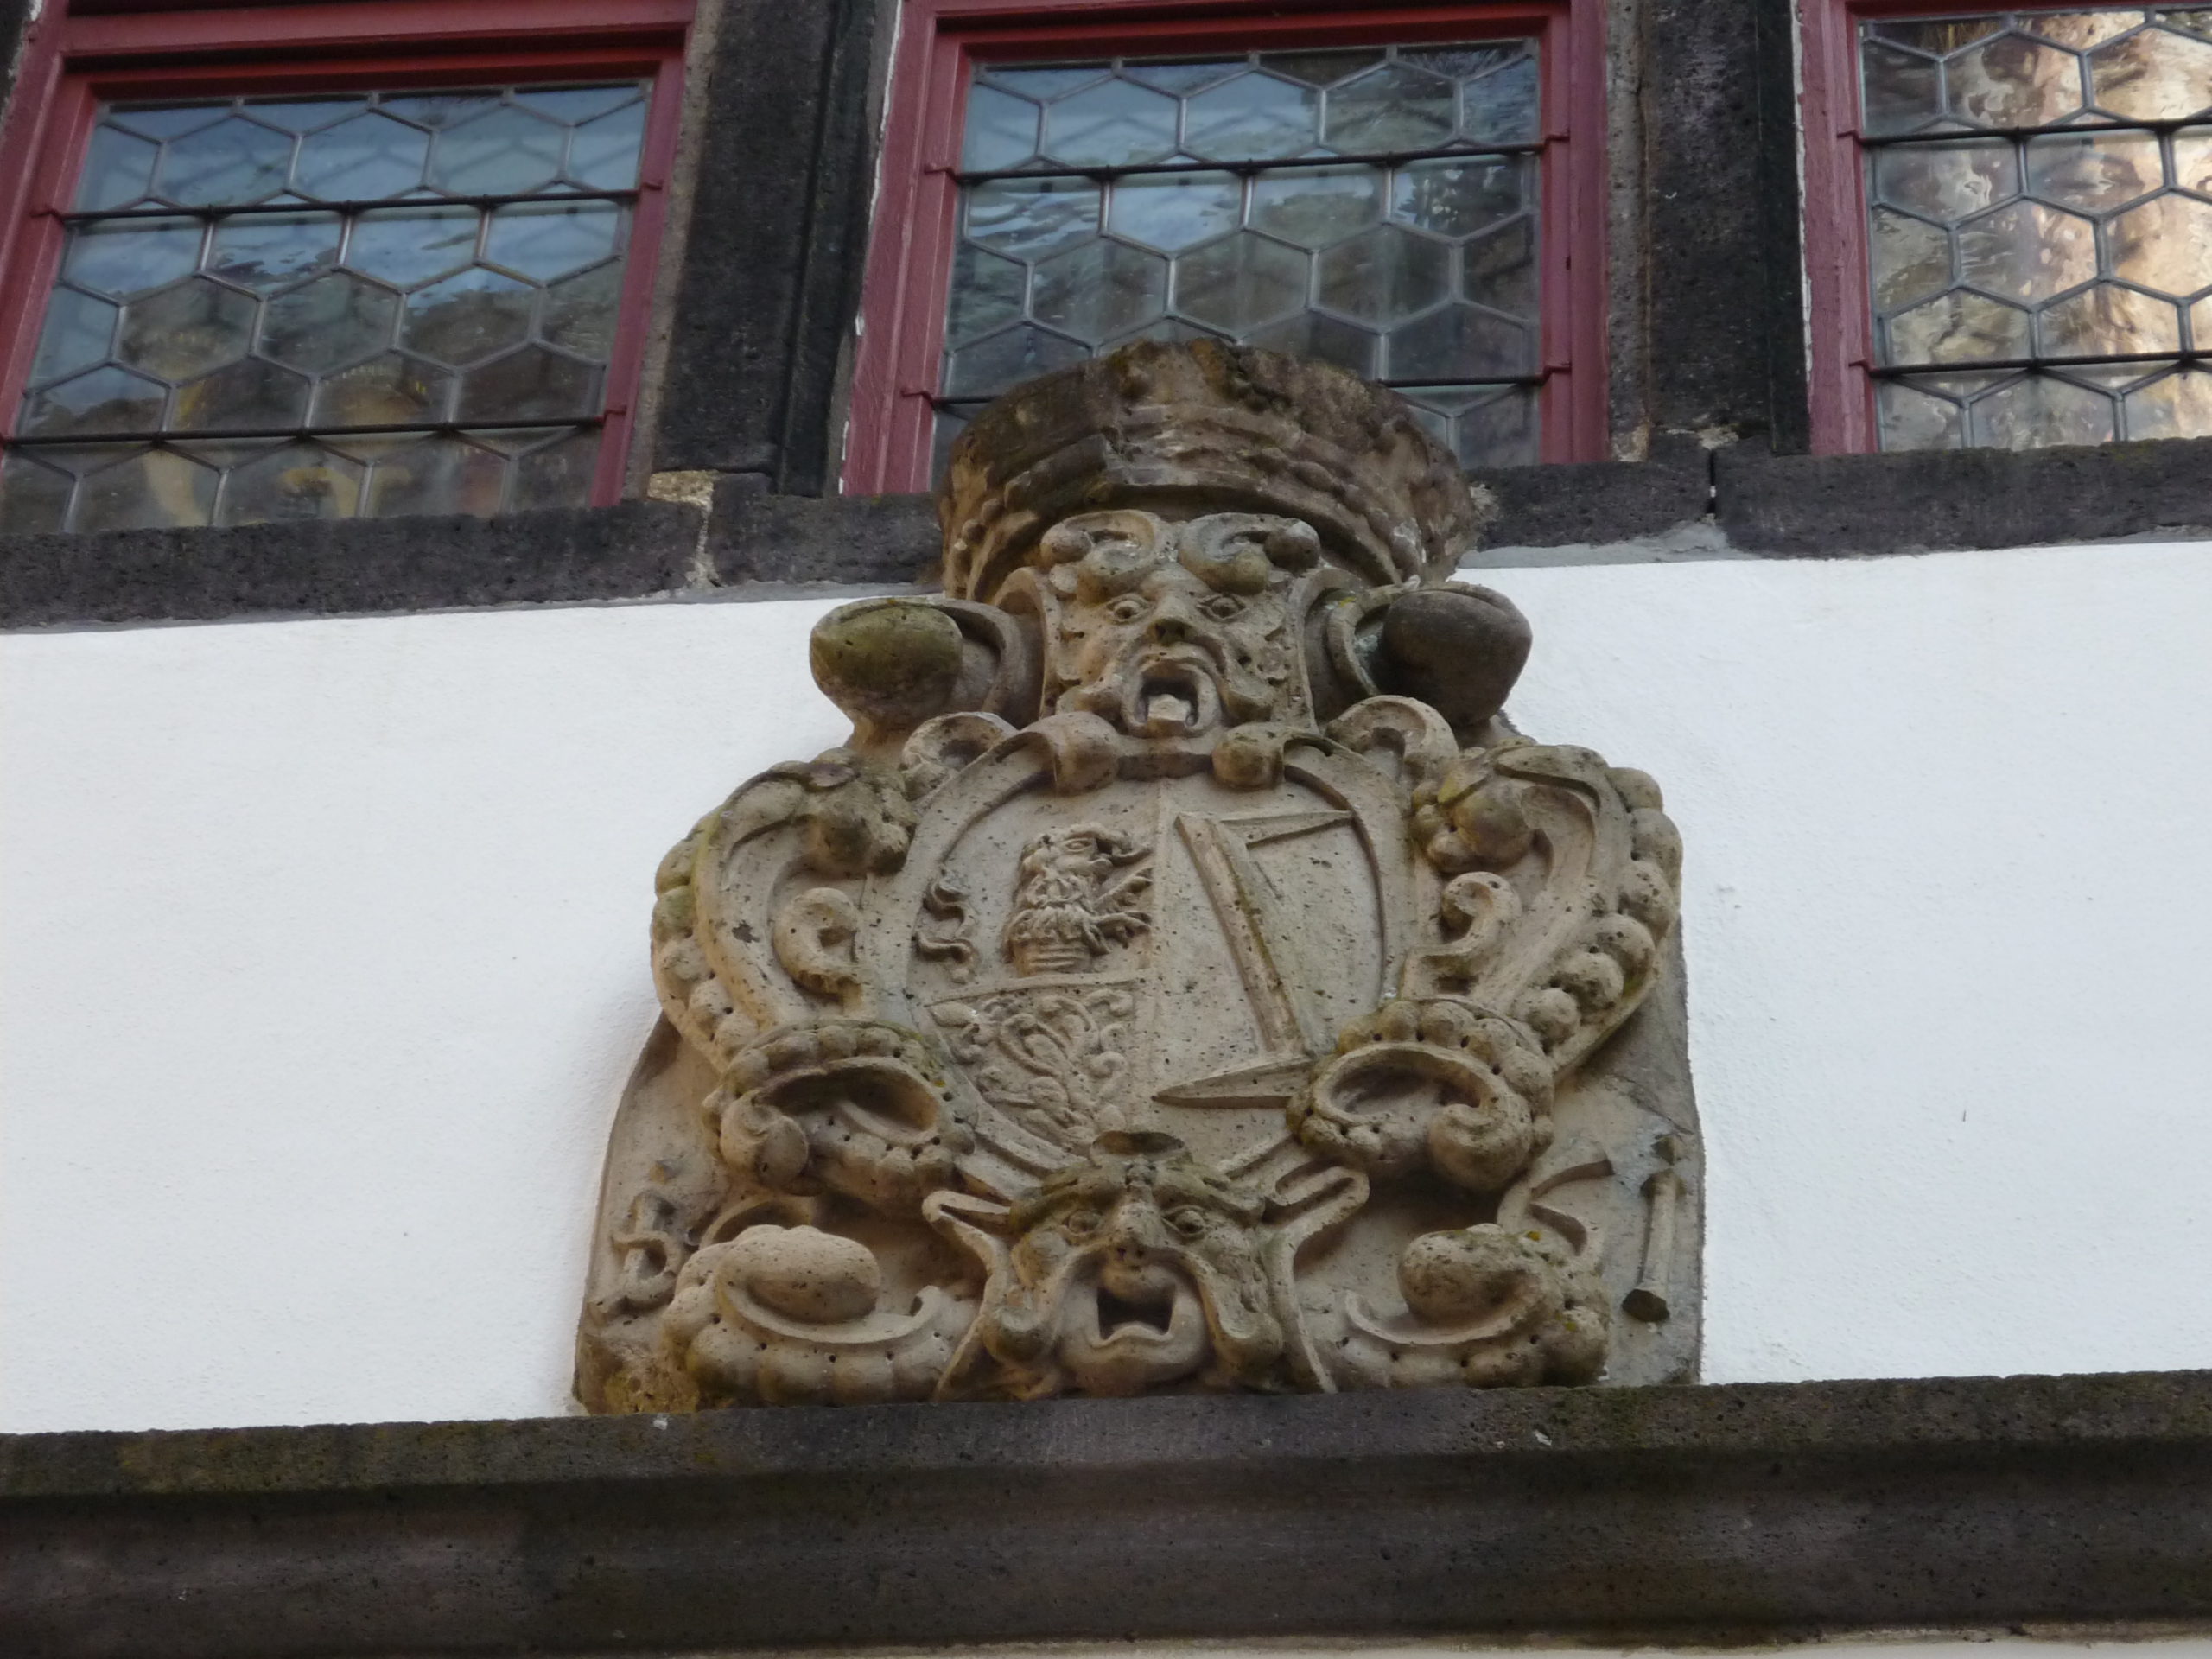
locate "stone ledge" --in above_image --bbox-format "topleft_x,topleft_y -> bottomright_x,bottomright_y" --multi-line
3,1370 -> 2210,1657
0,501 -> 702,629
16,433 -> 2212,630
1716,435 -> 2212,555
709,483 -> 940,586
1467,432 -> 1713,550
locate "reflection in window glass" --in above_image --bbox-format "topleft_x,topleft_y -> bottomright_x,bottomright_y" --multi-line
0,84 -> 650,532
1859,9 -> 2212,449
936,43 -> 1542,477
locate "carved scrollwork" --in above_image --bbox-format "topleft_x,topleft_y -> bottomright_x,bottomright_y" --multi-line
710,1020 -> 973,1216
664,1225 -> 976,1407
1289,997 -> 1554,1192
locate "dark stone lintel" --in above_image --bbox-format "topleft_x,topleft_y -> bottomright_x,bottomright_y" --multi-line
20,435 -> 2212,628
0,502 -> 702,629
3,1370 -> 2212,1656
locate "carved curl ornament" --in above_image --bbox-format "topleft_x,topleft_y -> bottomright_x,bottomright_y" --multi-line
578,342 -> 1698,1409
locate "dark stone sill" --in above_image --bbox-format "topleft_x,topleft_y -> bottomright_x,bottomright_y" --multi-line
3,1370 -> 2211,1657
10,434 -> 2212,629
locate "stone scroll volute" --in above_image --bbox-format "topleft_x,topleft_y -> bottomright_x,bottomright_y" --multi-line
576,342 -> 1700,1410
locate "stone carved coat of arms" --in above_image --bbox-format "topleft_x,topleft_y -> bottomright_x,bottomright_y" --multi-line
577,344 -> 1700,1409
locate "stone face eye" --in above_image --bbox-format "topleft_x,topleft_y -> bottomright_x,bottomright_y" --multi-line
1202,594 -> 1245,620
1063,1209 -> 1102,1237
1105,595 -> 1147,623
1168,1205 -> 1208,1237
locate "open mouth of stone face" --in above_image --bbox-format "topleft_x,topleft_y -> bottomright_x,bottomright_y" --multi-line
1096,1282 -> 1177,1338
1122,663 -> 1220,736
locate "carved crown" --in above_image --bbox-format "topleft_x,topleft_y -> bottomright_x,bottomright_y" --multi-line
937,340 -> 1492,603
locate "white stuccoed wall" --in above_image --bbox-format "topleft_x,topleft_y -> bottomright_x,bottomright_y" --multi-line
4,539 -> 2211,1433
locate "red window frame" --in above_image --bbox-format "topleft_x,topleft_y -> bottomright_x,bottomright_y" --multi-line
0,0 -> 693,511
843,0 -> 1608,495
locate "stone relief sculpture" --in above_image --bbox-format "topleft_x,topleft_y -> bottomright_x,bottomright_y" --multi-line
577,341 -> 1700,1409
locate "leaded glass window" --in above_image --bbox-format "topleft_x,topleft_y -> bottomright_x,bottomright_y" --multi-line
0,83 -> 650,533
936,43 -> 1543,475
1859,8 -> 2212,448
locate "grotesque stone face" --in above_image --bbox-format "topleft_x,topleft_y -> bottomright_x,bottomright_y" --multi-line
1039,509 -> 1321,737
981,1132 -> 1281,1397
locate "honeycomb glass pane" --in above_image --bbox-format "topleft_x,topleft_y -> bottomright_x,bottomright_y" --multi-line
311,353 -> 455,426
118,278 -> 257,383
963,86 -> 1041,171
210,213 -> 343,290
380,92 -> 502,130
1043,79 -> 1179,168
967,177 -> 1102,258
244,98 -> 366,135
1249,166 -> 1384,249
22,366 -> 167,438
510,427 -> 601,510
2026,11 -> 2145,49
1876,378 -> 1968,450
1173,236 -> 1310,332
1461,54 -> 1541,146
27,289 -> 119,387
1387,303 -> 1531,380
1974,372 -> 2117,446
76,445 -> 219,531
2038,283 -> 2180,354
0,450 -> 74,534
1243,311 -> 1377,376
568,102 -> 649,189
76,125 -> 159,211
1184,73 -> 1319,162
360,435 -> 510,518
64,218 -> 202,298
521,86 -> 639,123
431,106 -> 566,195
1318,226 -> 1451,325
2123,365 -> 2212,435
2024,130 -> 2163,209
10,79 -> 648,524
1392,156 -> 1527,238
1948,35 -> 2086,128
171,359 -> 312,432
1108,171 -> 1242,251
157,116 -> 296,207
295,112 -> 432,200
1873,139 -> 2016,223
403,269 -> 536,365
217,440 -> 365,524
941,42 -> 1547,454
541,263 -> 626,359
2090,24 -> 2212,118
486,200 -> 623,281
1033,239 -> 1167,343
1325,64 -> 1456,152
263,273 -> 399,374
1462,218 -> 1538,317
347,207 -> 480,289
456,346 -> 602,422
944,323 -> 1088,398
1861,43 -> 1944,136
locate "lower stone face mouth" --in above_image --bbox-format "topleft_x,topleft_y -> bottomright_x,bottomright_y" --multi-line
1097,1283 -> 1175,1337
